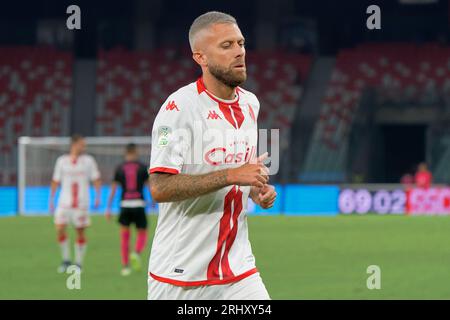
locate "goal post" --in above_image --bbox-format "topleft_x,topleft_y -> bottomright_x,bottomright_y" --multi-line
17,136 -> 154,215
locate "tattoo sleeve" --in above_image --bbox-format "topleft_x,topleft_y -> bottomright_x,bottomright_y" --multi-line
150,170 -> 231,202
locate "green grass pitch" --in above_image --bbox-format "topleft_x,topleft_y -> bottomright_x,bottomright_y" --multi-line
1,214 -> 450,299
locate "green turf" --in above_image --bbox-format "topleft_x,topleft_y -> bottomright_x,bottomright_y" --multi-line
1,214 -> 450,299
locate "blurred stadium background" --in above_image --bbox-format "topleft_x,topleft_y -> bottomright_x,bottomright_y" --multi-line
1,0 -> 450,299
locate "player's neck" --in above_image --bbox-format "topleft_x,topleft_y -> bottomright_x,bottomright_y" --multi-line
69,151 -> 80,159
202,73 -> 237,101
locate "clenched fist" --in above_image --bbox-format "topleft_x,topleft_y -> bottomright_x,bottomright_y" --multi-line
227,153 -> 270,189
256,184 -> 277,209
227,163 -> 269,188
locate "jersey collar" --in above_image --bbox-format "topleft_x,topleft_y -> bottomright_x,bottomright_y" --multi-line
196,77 -> 240,104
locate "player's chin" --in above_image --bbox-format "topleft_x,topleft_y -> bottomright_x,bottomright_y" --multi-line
231,69 -> 247,81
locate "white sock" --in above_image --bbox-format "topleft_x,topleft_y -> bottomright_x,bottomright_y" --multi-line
75,242 -> 87,266
59,239 -> 70,262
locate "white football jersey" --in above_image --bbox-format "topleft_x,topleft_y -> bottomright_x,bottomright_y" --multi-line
148,78 -> 261,286
52,154 -> 100,210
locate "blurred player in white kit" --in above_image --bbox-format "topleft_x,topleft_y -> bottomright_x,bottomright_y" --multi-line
50,134 -> 101,273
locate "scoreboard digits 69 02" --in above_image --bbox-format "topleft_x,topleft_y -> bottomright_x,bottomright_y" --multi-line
338,189 -> 405,214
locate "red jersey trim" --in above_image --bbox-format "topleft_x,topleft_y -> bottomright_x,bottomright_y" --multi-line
149,268 -> 258,287
149,167 -> 180,175
196,77 -> 240,104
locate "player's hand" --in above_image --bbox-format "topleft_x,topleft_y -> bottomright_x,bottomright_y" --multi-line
105,210 -> 112,222
227,153 -> 269,188
49,201 -> 54,215
258,184 -> 277,209
94,198 -> 100,209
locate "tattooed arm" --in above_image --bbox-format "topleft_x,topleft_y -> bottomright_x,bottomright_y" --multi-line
150,162 -> 269,203
150,170 -> 229,203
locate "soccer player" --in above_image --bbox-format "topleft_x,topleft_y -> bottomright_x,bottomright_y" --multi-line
147,11 -> 277,300
50,134 -> 101,273
106,143 -> 150,276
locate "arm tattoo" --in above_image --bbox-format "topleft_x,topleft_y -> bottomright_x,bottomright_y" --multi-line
150,170 -> 230,202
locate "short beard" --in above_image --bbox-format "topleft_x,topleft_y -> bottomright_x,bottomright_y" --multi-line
208,63 -> 246,88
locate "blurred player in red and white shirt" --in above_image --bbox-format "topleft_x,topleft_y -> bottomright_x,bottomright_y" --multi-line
50,134 -> 101,273
147,12 -> 277,300
415,162 -> 432,189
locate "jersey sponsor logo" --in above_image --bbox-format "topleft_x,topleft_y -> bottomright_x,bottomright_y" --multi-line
204,145 -> 256,166
174,268 -> 184,274
165,100 -> 179,111
207,110 -> 222,120
157,126 -> 172,147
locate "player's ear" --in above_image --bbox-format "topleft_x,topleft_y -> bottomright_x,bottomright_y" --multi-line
192,51 -> 207,67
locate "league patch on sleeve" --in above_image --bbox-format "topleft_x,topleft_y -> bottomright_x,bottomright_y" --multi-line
157,126 -> 172,147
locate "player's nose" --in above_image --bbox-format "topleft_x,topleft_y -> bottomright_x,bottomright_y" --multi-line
234,44 -> 245,59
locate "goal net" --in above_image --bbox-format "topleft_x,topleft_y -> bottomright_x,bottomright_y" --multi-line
18,136 -> 155,215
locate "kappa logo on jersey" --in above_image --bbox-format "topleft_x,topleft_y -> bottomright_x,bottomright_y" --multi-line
207,110 -> 222,120
165,100 -> 179,111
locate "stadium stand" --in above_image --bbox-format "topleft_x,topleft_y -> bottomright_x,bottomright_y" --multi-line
302,43 -> 450,182
95,48 -> 312,151
95,47 -> 198,136
4,43 -> 450,185
0,46 -> 73,185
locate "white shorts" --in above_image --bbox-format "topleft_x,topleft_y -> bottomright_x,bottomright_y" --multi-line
148,272 -> 270,300
54,208 -> 91,228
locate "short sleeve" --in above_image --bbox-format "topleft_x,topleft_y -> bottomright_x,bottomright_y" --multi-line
88,156 -> 101,181
52,157 -> 62,182
249,92 -> 260,121
149,95 -> 192,175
